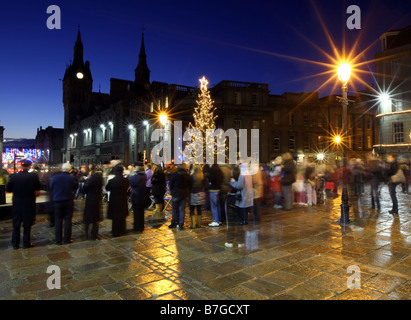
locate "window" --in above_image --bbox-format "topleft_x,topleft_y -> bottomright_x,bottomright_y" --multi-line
356,116 -> 362,129
357,135 -> 363,150
233,119 -> 242,130
273,111 -> 280,125
252,120 -> 259,129
367,136 -> 372,149
393,122 -> 404,143
273,136 -> 280,151
165,97 -> 169,109
366,118 -> 371,130
393,100 -> 403,112
303,112 -> 309,126
289,112 -> 295,126
251,94 -> 258,105
234,92 -> 241,105
289,135 -> 295,151
303,135 -> 310,151
150,102 -> 154,113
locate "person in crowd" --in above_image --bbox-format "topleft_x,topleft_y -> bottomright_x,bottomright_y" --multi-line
6,159 -> 42,249
151,164 -> 167,213
129,162 -> 147,232
50,163 -> 78,245
367,153 -> 382,210
145,164 -> 153,208
105,165 -> 130,236
251,162 -> 263,221
386,154 -> 400,215
219,163 -> 231,223
202,164 -> 211,210
280,153 -> 296,210
169,163 -> 191,229
82,165 -> 103,240
305,161 -> 317,206
324,164 -> 335,198
208,164 -> 223,227
293,164 -> 306,206
75,166 -> 88,199
230,161 -> 253,225
398,157 -> 410,193
189,164 -> 205,229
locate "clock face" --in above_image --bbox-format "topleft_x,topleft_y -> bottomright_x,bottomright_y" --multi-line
76,72 -> 84,79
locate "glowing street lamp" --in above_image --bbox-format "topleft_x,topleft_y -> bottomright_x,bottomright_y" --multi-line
334,135 -> 341,144
337,62 -> 352,225
159,113 -> 168,165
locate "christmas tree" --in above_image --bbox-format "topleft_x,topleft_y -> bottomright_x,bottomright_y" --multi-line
185,76 -> 222,164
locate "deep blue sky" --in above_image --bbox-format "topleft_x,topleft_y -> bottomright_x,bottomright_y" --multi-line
1,0 -> 411,139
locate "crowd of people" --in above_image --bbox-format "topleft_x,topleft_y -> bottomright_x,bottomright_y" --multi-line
4,151 -> 410,249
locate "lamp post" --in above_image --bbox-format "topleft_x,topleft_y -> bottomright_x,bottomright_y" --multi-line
159,113 -> 168,166
337,62 -> 351,224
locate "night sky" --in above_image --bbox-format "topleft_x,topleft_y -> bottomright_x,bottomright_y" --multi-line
1,0 -> 411,139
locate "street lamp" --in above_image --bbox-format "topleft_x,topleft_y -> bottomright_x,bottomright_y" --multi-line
337,62 -> 352,224
159,113 -> 168,165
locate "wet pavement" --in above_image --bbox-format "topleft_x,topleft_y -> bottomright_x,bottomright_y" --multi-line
1,184 -> 411,300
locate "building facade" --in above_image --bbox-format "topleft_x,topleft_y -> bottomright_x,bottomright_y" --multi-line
35,126 -> 64,165
374,24 -> 411,157
61,31 -> 378,168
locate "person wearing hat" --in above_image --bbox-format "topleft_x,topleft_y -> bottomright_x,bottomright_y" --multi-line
105,165 -> 130,236
6,159 -> 42,249
50,162 -> 78,244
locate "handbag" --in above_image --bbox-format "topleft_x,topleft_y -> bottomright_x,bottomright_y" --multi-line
391,169 -> 406,184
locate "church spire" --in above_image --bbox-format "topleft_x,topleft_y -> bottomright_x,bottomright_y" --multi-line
134,31 -> 150,90
72,26 -> 84,67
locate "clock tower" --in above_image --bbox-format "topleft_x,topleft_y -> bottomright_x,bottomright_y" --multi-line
63,29 -> 93,129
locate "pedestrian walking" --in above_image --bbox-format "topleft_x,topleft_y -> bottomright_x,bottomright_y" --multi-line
230,161 -> 253,225
386,154 -> 401,215
219,163 -> 231,223
151,165 -> 167,213
49,163 -> 78,245
280,153 -> 296,210
169,164 -> 191,229
82,165 -> 103,240
105,165 -> 130,237
145,164 -> 153,208
129,163 -> 147,232
367,153 -> 382,210
6,159 -> 42,249
208,164 -> 223,227
189,164 -> 205,229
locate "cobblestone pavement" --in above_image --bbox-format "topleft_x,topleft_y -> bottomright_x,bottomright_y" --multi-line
1,184 -> 411,300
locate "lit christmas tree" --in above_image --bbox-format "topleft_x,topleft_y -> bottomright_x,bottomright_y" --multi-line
185,76 -> 222,164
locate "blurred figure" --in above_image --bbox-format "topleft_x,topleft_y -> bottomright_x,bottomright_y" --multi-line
280,153 -> 296,210
151,164 -> 167,213
230,161 -> 253,225
82,165 -> 103,240
219,163 -> 231,223
305,161 -> 317,206
270,157 -> 283,209
105,165 -> 130,236
145,164 -> 153,208
367,153 -> 382,210
169,164 -> 191,229
50,163 -> 78,245
189,164 -> 205,228
208,164 -> 223,227
6,160 -> 41,249
129,162 -> 147,232
398,156 -> 410,193
386,154 -> 400,215
75,166 -> 88,199
251,163 -> 263,221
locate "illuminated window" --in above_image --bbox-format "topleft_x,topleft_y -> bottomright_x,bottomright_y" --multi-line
165,96 -> 169,109
150,102 -> 154,113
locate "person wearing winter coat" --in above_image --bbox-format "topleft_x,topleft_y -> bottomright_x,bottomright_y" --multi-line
189,164 -> 205,228
82,165 -> 103,240
151,165 -> 167,213
6,160 -> 42,249
105,165 -> 130,237
129,163 -> 147,232
169,164 -> 191,229
208,164 -> 224,227
386,154 -> 400,215
230,162 -> 253,225
280,153 -> 296,210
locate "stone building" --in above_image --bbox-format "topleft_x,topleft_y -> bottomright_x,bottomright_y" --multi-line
61,30 -> 378,167
35,126 -> 64,165
374,24 -> 411,157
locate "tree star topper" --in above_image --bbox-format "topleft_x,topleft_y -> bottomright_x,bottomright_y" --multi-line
199,76 -> 208,90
